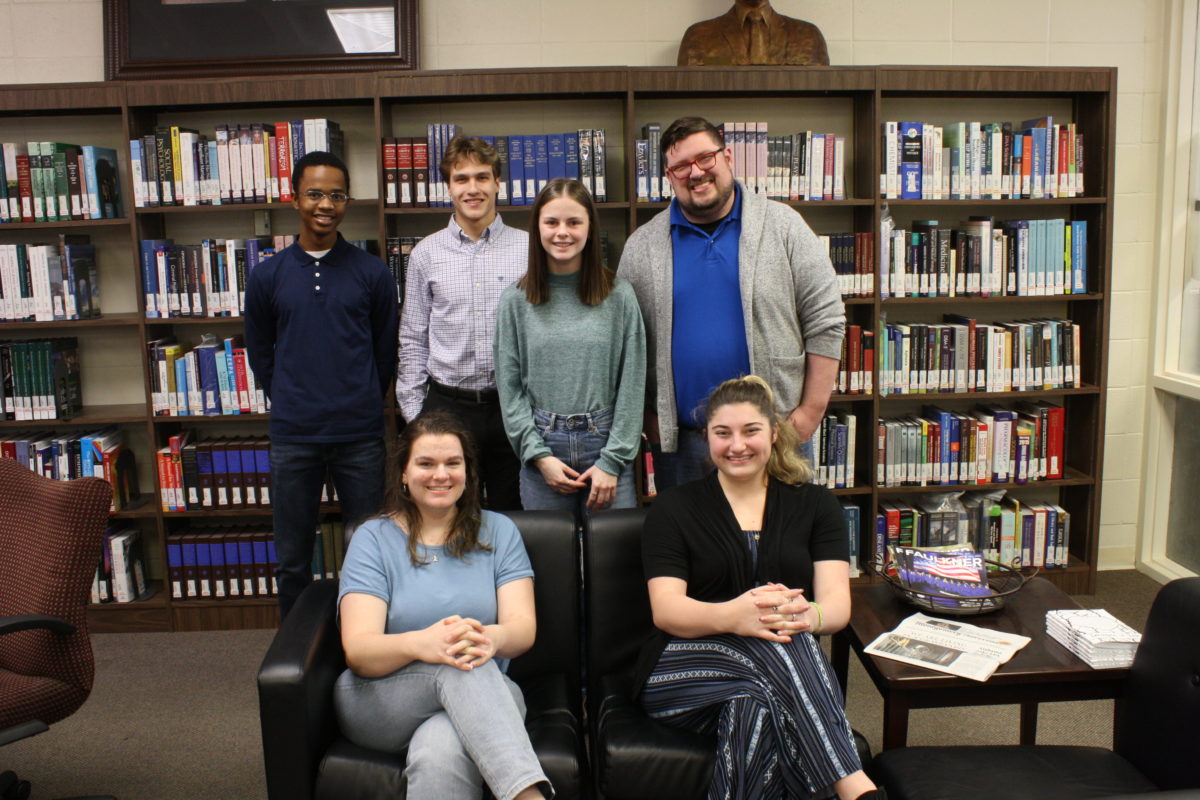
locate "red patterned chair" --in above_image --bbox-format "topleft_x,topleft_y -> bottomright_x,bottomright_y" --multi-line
0,458 -> 114,800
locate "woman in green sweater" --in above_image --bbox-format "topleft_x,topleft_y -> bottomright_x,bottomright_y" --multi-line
494,178 -> 647,522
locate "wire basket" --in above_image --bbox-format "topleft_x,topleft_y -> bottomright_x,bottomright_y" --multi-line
869,554 -> 1036,616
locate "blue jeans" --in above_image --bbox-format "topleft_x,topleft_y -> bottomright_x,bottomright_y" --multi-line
519,407 -> 637,526
270,437 -> 386,619
334,661 -> 549,800
654,426 -> 816,491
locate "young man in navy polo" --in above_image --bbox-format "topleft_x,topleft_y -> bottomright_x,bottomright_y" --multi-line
245,151 -> 399,619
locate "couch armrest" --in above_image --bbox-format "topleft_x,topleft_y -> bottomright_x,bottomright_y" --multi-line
0,614 -> 74,636
257,580 -> 344,800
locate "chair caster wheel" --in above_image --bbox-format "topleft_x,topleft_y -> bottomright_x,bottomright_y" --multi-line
2,779 -> 29,800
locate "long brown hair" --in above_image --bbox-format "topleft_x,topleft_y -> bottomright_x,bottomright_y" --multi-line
381,411 -> 489,565
703,375 -> 814,485
519,178 -> 613,306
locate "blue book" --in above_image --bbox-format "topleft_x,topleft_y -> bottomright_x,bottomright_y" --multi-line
565,132 -> 580,180
1071,220 -> 1087,293
239,440 -> 257,505
173,357 -> 189,415
213,346 -> 231,414
255,444 -> 271,505
508,136 -> 525,206
266,539 -> 279,594
289,120 -> 306,164
181,537 -> 198,598
167,538 -> 185,599
225,442 -> 243,506
194,341 -> 221,415
224,537 -> 241,597
547,133 -> 566,181
207,140 -> 221,205
211,441 -> 228,506
195,537 -> 212,597
1021,119 -> 1049,198
534,135 -> 550,193
238,538 -> 255,596
522,136 -> 538,204
139,238 -> 172,318
899,122 -> 923,199
209,540 -> 227,597
1010,132 -> 1023,198
82,146 -> 121,219
253,538 -> 270,596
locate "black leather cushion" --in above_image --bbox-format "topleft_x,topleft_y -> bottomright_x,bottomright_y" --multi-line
872,745 -> 1159,800
316,738 -> 405,800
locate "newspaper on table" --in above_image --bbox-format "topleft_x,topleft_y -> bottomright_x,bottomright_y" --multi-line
864,612 -> 1032,682
1045,608 -> 1141,669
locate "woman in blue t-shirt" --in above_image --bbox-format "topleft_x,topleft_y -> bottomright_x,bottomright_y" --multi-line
333,411 -> 551,800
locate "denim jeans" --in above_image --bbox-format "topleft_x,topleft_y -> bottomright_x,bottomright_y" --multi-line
333,661 -> 550,800
653,426 -> 817,491
519,407 -> 637,526
270,437 -> 386,619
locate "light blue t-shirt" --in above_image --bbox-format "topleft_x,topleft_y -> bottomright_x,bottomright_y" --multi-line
338,511 -> 534,670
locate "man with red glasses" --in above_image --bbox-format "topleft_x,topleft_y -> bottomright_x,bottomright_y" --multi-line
619,116 -> 844,488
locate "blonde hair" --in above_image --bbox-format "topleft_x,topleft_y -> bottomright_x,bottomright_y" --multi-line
703,375 -> 814,485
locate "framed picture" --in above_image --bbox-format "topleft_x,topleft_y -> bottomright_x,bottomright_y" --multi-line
104,0 -> 419,80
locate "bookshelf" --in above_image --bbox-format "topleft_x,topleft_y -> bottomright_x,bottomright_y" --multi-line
0,65 -> 1113,631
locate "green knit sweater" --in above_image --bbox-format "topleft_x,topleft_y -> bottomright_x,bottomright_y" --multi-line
494,271 -> 647,476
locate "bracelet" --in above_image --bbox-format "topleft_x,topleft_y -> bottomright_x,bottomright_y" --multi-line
809,601 -> 824,634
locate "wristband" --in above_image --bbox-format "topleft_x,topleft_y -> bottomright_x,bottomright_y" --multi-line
809,601 -> 824,634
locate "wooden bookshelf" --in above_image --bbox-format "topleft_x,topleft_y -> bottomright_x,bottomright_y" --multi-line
0,65 -> 1113,630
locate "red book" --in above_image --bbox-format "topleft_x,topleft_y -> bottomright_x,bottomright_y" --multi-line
15,154 -> 34,222
381,138 -> 398,207
396,138 -> 414,207
275,122 -> 293,201
847,324 -> 862,394
231,347 -> 251,413
412,140 -> 429,207
862,330 -> 875,396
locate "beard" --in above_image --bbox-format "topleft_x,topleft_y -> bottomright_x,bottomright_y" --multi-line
676,172 -> 735,221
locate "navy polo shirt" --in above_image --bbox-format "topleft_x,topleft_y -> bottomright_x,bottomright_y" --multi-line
244,235 -> 399,443
670,185 -> 750,427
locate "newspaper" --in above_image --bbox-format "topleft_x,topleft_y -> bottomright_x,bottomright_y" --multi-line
865,612 -> 1032,681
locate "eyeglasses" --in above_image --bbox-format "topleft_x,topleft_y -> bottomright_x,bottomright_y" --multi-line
665,149 -> 723,180
301,189 -> 350,205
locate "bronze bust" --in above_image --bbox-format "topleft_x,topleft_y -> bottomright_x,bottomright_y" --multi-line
677,0 -> 830,66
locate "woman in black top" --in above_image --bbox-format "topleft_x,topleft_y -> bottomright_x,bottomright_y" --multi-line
638,376 -> 882,800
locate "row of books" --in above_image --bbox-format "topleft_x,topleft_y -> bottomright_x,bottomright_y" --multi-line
0,338 -> 82,421
880,216 -> 1088,298
92,525 -> 149,604
129,119 -> 345,208
881,117 -> 1084,200
148,335 -> 269,417
821,231 -> 876,299
1,141 -> 123,223
836,325 -> 875,395
878,316 -> 1081,395
0,237 -> 101,322
384,235 -> 423,306
876,496 -> 1072,570
140,236 -> 290,319
2,426 -> 141,511
167,527 -> 278,600
813,410 -> 858,489
877,400 -> 1065,488
635,124 -> 848,203
158,434 -> 271,512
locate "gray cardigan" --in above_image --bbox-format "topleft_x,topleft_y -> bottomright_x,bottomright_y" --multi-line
617,184 -> 845,453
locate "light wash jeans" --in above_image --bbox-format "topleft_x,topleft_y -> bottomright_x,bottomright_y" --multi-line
519,407 -> 637,526
333,660 -> 550,800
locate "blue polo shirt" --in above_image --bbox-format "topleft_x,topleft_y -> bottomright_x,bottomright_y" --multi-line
670,185 -> 750,428
244,235 -> 399,443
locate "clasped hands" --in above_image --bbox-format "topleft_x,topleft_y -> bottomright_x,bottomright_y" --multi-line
732,582 -> 814,642
416,615 -> 496,671
535,455 -> 617,510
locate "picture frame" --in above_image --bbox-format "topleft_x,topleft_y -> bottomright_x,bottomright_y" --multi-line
104,0 -> 419,80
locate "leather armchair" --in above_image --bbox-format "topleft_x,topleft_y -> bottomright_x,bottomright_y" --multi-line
871,577 -> 1200,800
257,511 -> 584,800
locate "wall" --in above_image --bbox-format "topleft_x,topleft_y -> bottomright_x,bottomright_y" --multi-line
0,0 -> 1166,569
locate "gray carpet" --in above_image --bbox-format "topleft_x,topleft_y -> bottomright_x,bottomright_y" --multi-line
6,569 -> 1165,800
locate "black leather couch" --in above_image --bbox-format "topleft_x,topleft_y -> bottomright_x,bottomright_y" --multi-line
256,511 -> 584,800
871,576 -> 1200,800
583,508 -> 871,800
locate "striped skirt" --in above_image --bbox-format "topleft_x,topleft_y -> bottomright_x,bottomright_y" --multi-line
641,632 -> 861,800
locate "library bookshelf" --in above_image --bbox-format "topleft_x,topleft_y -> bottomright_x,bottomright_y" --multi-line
0,65 -> 1114,631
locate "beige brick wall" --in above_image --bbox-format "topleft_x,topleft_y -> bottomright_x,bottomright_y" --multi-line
0,0 -> 1168,568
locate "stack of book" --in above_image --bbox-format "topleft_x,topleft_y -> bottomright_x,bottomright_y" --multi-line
879,316 -> 1080,395
836,324 -> 874,395
148,335 -> 269,417
821,231 -> 875,298
1,141 -> 122,222
167,526 -> 277,600
1,425 -> 141,512
158,434 -> 273,512
139,236 -> 293,319
880,117 -> 1084,200
1046,608 -> 1141,668
0,338 -> 82,421
0,237 -> 101,321
880,216 -> 1087,298
129,119 -> 344,207
812,410 -> 857,489
384,235 -> 424,306
91,525 -> 149,604
383,126 -> 610,208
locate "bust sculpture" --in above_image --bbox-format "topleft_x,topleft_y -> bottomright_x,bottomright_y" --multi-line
677,0 -> 830,66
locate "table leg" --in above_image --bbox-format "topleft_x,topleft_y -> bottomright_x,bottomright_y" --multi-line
1019,702 -> 1039,744
882,696 -> 909,750
831,632 -> 849,700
